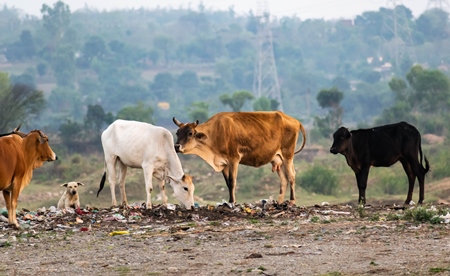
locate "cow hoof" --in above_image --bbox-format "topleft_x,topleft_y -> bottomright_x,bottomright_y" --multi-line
11,222 -> 21,229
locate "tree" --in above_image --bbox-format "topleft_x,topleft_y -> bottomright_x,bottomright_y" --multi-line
187,102 -> 209,123
150,72 -> 174,102
0,72 -> 45,131
331,76 -> 350,91
176,71 -> 199,90
59,119 -> 82,149
219,90 -> 254,112
116,101 -> 155,123
153,35 -> 174,66
20,30 -> 36,59
51,45 -> 75,87
82,36 -> 107,64
253,96 -> 279,111
36,62 -> 48,77
314,87 -> 344,138
41,1 -> 71,50
406,65 -> 450,113
415,8 -> 450,41
316,87 -> 344,109
377,65 -> 450,134
84,104 -> 106,138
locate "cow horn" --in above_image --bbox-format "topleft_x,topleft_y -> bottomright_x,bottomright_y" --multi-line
14,123 -> 21,132
173,117 -> 182,127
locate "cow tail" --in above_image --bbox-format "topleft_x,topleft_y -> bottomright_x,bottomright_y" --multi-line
294,123 -> 307,154
97,171 -> 106,197
419,143 -> 430,174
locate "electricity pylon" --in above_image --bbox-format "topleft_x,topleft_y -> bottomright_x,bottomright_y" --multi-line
426,0 -> 450,10
383,0 -> 417,69
253,0 -> 284,111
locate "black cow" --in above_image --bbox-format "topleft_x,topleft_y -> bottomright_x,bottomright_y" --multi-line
330,121 -> 430,205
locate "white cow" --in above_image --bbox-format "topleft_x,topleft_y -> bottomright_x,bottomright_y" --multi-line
97,120 -> 195,209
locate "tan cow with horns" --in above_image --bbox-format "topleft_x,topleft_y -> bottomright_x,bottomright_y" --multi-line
0,127 -> 57,228
173,111 -> 306,205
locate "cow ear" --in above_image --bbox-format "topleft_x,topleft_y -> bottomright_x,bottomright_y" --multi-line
77,182 -> 85,186
61,183 -> 68,187
195,132 -> 207,141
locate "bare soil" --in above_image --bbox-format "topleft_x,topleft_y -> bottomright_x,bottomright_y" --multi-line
1,202 -> 450,276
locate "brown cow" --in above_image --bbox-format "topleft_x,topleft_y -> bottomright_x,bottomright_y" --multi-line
173,111 -> 306,205
0,130 -> 57,228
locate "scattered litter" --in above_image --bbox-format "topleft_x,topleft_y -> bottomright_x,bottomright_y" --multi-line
0,215 -> 8,223
166,204 -> 176,211
318,210 -> 351,215
109,230 -> 130,236
282,244 -> 303,248
217,200 -> 233,209
434,212 -> 450,224
104,214 -> 126,221
80,225 -> 92,232
272,211 -> 285,218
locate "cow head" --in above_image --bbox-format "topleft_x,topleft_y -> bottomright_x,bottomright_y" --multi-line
172,117 -> 207,153
167,174 -> 195,209
330,127 -> 351,154
26,130 -> 58,168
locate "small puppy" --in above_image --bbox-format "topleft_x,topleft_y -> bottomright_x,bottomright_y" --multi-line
57,182 -> 85,209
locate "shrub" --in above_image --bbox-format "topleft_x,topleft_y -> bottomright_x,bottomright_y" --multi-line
298,165 -> 339,195
378,173 -> 405,195
403,206 -> 438,223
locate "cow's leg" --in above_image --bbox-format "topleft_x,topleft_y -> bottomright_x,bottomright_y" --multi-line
143,166 -> 154,209
116,160 -> 128,207
6,184 -> 20,228
355,167 -> 370,205
411,156 -> 426,204
222,163 -> 239,204
400,159 -> 416,204
287,162 -> 296,205
277,161 -> 296,205
2,190 -> 15,227
416,168 -> 426,205
105,156 -> 118,206
157,178 -> 168,206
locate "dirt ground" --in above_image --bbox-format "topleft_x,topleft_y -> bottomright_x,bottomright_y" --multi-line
1,202 -> 450,276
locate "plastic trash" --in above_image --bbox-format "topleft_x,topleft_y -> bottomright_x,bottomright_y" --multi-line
0,215 -> 8,223
80,225 -> 91,232
109,230 -> 130,236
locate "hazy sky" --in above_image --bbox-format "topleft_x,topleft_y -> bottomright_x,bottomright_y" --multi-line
3,0 -> 430,20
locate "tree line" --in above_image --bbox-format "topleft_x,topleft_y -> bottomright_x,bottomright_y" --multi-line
0,1 -> 449,151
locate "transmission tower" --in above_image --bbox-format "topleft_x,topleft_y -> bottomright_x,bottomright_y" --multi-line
253,0 -> 284,111
383,0 -> 417,69
427,0 -> 450,10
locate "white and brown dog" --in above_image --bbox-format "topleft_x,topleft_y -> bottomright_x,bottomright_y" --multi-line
57,182 -> 85,209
